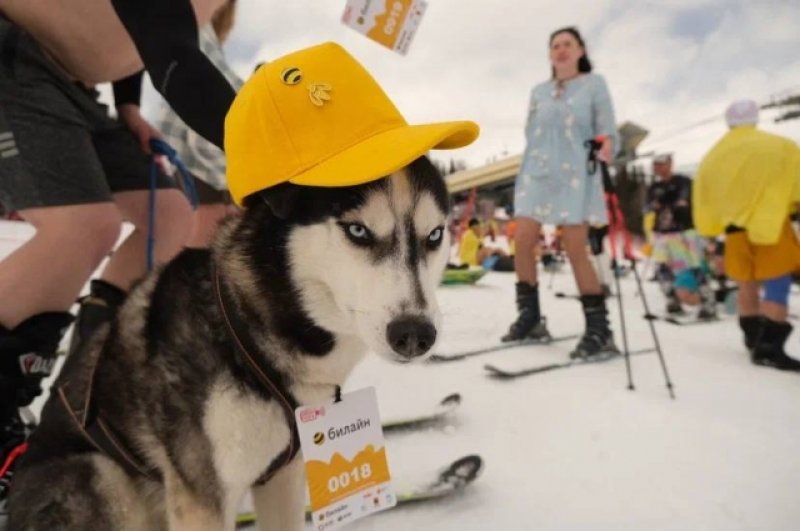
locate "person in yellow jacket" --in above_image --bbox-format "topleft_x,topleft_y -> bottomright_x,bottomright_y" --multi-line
641,211 -> 656,257
459,218 -> 509,267
693,99 -> 800,371
459,218 -> 485,266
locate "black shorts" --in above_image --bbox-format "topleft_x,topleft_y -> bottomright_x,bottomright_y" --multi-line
0,16 -> 176,212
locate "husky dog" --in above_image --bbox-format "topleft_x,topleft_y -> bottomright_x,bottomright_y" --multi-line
8,156 -> 450,531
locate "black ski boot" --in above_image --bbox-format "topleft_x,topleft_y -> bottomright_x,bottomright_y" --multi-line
738,315 -> 762,352
751,319 -> 800,371
68,279 -> 126,356
0,312 -> 73,510
696,284 -> 717,320
664,288 -> 685,315
602,284 -> 613,298
502,282 -> 551,342
658,267 -> 684,315
714,275 -> 732,304
570,294 -> 618,359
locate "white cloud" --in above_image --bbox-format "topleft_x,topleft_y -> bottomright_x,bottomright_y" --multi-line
138,0 -> 800,171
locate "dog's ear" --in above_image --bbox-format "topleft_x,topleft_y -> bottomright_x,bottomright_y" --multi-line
255,183 -> 300,219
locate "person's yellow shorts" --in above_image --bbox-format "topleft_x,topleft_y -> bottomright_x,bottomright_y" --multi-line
724,222 -> 800,281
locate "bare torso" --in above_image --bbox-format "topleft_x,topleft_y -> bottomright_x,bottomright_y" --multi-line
0,0 -> 224,84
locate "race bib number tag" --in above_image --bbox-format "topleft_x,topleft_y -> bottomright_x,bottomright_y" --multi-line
341,0 -> 429,55
295,387 -> 395,529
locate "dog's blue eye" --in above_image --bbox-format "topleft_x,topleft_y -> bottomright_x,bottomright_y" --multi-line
339,222 -> 374,246
426,226 -> 445,250
348,224 -> 368,239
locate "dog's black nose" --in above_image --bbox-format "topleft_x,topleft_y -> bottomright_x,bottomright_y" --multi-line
386,316 -> 437,358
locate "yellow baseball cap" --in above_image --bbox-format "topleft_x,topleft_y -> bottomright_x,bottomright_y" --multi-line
225,42 -> 479,205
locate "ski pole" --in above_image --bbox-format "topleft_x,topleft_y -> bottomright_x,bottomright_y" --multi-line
605,188 -> 635,392
586,136 -> 675,400
600,152 -> 675,400
585,136 -> 634,390
628,253 -> 675,399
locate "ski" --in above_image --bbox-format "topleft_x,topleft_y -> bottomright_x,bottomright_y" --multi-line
554,292 -> 579,299
382,393 -> 461,433
234,454 -> 483,528
555,291 -> 614,300
428,334 -> 581,363
484,347 -> 655,380
644,313 -> 722,326
395,454 -> 483,504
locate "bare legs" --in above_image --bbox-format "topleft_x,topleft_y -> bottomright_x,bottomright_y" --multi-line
513,217 -> 602,294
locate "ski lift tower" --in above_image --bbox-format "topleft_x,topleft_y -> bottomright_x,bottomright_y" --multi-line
617,121 -> 650,163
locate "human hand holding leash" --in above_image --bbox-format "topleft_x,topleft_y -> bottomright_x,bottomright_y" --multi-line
118,103 -> 162,154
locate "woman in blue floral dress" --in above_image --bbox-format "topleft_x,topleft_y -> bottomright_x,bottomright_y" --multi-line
503,27 -> 619,358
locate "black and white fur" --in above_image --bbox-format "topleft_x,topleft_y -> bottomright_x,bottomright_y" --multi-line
8,156 -> 450,530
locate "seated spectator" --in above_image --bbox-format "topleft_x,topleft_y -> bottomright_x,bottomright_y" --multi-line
459,218 -> 508,267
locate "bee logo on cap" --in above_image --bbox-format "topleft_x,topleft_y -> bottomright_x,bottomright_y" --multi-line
313,432 -> 325,445
308,83 -> 332,107
280,67 -> 303,86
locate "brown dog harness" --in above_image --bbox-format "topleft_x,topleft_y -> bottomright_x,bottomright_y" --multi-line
212,266 -> 302,485
59,264 -> 313,485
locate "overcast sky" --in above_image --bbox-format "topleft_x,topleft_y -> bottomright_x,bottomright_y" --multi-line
142,0 -> 800,173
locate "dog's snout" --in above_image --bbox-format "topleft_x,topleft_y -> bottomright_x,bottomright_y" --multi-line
386,316 -> 437,358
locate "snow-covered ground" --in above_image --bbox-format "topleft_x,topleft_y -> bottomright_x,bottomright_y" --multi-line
3,220 -> 800,531
345,271 -> 800,531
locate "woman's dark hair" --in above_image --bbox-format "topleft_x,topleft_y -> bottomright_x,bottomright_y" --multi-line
549,27 -> 592,77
